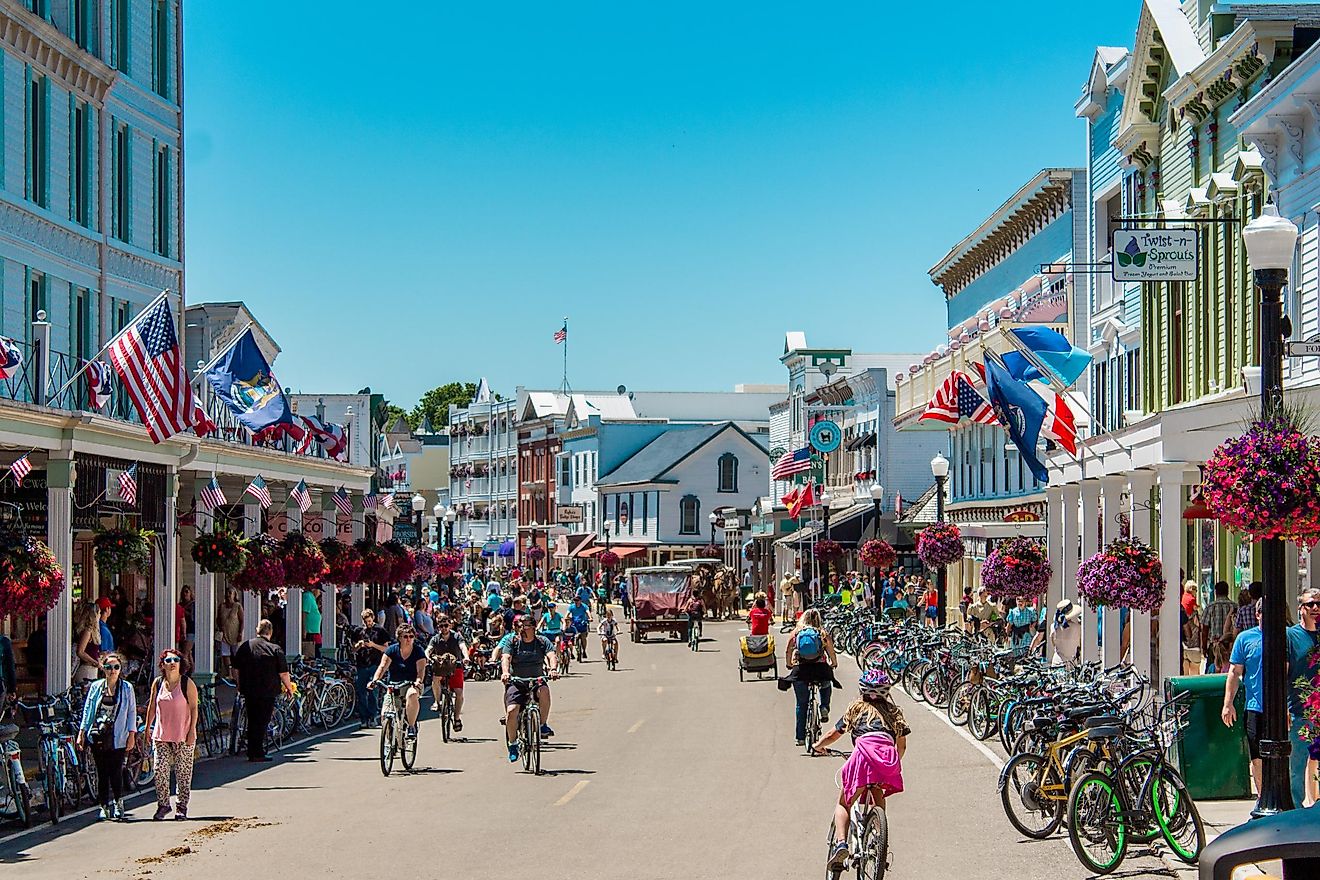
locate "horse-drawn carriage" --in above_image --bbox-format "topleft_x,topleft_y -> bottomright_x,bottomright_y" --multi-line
629,566 -> 694,643
666,558 -> 741,619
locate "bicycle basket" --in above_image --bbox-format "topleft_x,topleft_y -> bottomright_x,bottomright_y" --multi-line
1154,706 -> 1190,750
20,701 -> 59,725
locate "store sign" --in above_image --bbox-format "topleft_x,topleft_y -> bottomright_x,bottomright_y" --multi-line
1003,509 -> 1041,523
618,501 -> 630,527
557,505 -> 584,524
809,420 -> 842,454
1111,229 -> 1198,281
0,468 -> 46,532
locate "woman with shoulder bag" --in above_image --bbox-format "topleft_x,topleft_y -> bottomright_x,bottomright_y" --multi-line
143,648 -> 198,820
76,652 -> 137,820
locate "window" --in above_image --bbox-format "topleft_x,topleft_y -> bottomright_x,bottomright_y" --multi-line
26,72 -> 48,208
642,493 -> 648,535
558,455 -> 570,491
717,453 -> 738,493
27,0 -> 47,19
152,1 -> 169,98
27,272 -> 46,341
153,144 -> 171,256
112,0 -> 129,73
679,495 -> 700,535
72,0 -> 96,53
112,122 -> 130,242
72,100 -> 92,227
627,493 -> 634,535
73,287 -> 92,360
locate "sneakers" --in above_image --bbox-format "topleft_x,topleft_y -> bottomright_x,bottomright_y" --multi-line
406,725 -> 418,741
153,804 -> 171,821
175,808 -> 188,821
113,799 -> 126,821
540,724 -> 555,737
821,710 -> 830,723
430,701 -> 440,711
827,840 -> 849,872
796,739 -> 806,747
507,742 -> 519,763
99,806 -> 110,821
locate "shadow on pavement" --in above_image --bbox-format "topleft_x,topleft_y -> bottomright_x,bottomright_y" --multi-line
539,768 -> 596,776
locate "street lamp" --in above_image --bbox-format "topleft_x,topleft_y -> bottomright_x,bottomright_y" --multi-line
869,483 -> 885,619
820,491 -> 834,537
443,506 -> 457,550
930,451 -> 950,627
410,493 -> 426,548
708,511 -> 719,547
1242,202 -> 1300,817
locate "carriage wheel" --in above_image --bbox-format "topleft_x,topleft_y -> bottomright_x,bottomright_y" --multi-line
739,666 -> 745,682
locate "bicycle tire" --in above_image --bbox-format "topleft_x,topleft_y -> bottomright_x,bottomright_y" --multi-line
967,689 -> 995,741
947,681 -> 974,726
401,725 -> 417,770
79,748 -> 98,806
13,779 -> 32,828
919,667 -> 948,708
44,755 -> 61,824
379,717 -> 395,776
855,807 -> 889,880
902,660 -> 927,701
229,702 -> 245,756
805,693 -> 821,756
999,752 -> 1064,839
441,692 -> 452,743
1111,757 -> 1159,843
1066,771 -> 1127,875
529,717 -> 542,775
1151,767 -> 1203,864
825,817 -> 843,880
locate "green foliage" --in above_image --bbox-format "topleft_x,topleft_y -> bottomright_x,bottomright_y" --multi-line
409,382 -> 477,430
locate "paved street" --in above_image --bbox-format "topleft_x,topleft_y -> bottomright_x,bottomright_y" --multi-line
0,620 -> 1188,880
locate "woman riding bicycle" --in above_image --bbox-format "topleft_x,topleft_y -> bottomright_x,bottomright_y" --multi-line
778,608 -> 839,746
598,609 -> 620,666
812,668 -> 909,874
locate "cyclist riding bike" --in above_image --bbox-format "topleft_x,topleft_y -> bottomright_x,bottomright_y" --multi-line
424,615 -> 469,732
566,597 -> 591,659
367,624 -> 427,740
812,668 -> 909,873
498,615 -> 560,763
598,609 -> 620,663
539,602 -> 564,643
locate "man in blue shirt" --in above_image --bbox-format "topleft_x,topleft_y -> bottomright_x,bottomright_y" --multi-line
567,598 -> 592,659
1223,594 -> 1319,806
97,597 -> 116,652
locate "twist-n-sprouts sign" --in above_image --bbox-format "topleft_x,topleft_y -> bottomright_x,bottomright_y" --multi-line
1111,229 -> 1198,281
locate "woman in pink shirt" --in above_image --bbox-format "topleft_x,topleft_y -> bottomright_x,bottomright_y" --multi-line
144,648 -> 199,820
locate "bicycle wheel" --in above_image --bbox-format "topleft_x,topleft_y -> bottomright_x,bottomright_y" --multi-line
947,681 -> 974,727
1151,767 -> 1203,864
229,702 -> 245,756
401,723 -> 417,771
441,694 -> 452,743
919,667 -> 949,708
1112,757 -> 1159,843
854,807 -> 889,880
999,752 -> 1064,839
1066,771 -> 1128,875
78,749 -> 98,806
44,754 -> 61,824
379,717 -> 395,776
967,689 -> 995,741
902,660 -> 927,701
10,774 -> 32,828
804,697 -> 820,755
529,717 -> 542,775
825,818 -> 844,880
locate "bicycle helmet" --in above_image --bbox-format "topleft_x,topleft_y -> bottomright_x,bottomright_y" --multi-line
858,667 -> 893,698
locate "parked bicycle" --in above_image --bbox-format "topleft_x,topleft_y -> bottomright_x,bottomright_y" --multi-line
0,699 -> 32,827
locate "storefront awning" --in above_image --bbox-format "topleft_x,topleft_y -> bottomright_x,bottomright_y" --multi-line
497,539 -> 517,557
581,544 -> 648,559
846,431 -> 876,451
614,545 -> 647,558
557,533 -> 594,558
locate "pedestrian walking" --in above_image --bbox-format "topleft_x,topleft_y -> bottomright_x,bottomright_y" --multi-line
231,619 -> 291,762
350,609 -> 388,727
1201,581 -> 1238,672
144,648 -> 198,820
76,652 -> 137,820
302,584 -> 324,658
216,587 -> 244,679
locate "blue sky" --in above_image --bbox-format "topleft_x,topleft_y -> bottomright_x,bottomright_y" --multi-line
183,1 -> 1142,409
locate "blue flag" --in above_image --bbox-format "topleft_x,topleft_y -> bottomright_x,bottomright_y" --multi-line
204,329 -> 293,433
1002,326 -> 1092,387
984,357 -> 1050,483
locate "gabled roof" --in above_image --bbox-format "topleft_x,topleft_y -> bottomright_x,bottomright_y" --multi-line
596,422 -> 761,487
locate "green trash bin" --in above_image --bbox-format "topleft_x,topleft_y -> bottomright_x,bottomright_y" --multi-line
1165,674 -> 1253,800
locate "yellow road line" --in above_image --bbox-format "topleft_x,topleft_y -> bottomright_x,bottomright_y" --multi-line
627,719 -> 645,734
554,780 -> 590,806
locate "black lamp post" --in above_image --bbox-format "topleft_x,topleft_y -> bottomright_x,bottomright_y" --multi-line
708,511 -> 718,547
869,482 -> 884,613
443,506 -> 456,550
1242,203 -> 1300,817
931,452 -> 949,627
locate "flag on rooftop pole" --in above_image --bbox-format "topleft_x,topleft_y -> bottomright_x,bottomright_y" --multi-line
199,476 -> 227,511
553,323 -> 567,344
290,479 -> 312,513
107,296 -> 209,443
118,463 -> 138,506
244,475 -> 272,509
6,454 -> 32,486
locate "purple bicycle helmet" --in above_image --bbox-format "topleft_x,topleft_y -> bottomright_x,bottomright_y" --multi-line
858,667 -> 893,698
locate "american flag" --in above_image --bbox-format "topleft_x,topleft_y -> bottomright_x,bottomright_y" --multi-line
363,494 -> 379,511
771,447 -> 813,481
920,369 -> 1000,426
0,335 -> 21,379
553,324 -> 567,344
118,463 -> 138,506
379,492 -> 395,512
333,487 -> 352,516
199,476 -> 227,511
6,454 -> 32,485
290,479 -> 312,513
107,297 -> 210,443
244,475 -> 272,509
86,360 -> 113,410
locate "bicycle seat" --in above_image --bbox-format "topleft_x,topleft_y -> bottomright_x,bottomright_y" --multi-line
1086,725 -> 1123,740
0,722 -> 18,740
1084,714 -> 1121,729
1066,704 -> 1108,719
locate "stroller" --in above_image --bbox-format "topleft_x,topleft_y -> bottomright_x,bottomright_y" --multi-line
738,634 -> 778,681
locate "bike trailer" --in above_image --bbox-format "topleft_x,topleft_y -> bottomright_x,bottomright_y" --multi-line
738,634 -> 778,681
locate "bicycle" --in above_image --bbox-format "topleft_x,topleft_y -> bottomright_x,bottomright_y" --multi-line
195,680 -> 229,758
509,676 -> 546,775
601,635 -> 619,671
825,786 -> 889,880
17,694 -> 85,824
374,681 -> 417,776
0,699 -> 33,827
803,683 -> 823,757
436,675 -> 456,743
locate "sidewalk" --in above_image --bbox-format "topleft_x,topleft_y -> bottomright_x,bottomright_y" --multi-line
1162,799 -> 1278,879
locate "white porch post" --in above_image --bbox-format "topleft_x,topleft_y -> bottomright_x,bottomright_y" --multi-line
1079,480 -> 1101,663
1100,476 -> 1126,667
1060,484 -> 1082,604
284,491 -> 304,659
1156,465 -> 1189,688
351,493 -> 366,621
44,456 -> 75,692
192,478 -> 217,680
155,469 -> 180,659
241,501 -> 261,639
1128,470 -> 1156,682
1045,486 -> 1064,615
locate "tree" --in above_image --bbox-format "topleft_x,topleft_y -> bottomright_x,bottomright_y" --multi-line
410,382 -> 478,430
380,403 -> 410,431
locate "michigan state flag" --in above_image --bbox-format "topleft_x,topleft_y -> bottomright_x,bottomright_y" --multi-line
204,329 -> 293,432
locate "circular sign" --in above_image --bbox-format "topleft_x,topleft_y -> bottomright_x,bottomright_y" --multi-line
809,420 -> 842,454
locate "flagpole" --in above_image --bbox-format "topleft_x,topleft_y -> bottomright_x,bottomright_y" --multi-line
189,322 -> 255,386
560,316 -> 570,395
51,288 -> 172,399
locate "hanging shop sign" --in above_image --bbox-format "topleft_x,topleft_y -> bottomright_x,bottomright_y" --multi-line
809,420 -> 842,454
1003,509 -> 1041,523
557,505 -> 584,524
1110,229 -> 1198,281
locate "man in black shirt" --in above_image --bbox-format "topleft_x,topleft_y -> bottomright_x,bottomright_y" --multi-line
424,615 -> 469,730
350,609 -> 389,728
231,619 -> 290,762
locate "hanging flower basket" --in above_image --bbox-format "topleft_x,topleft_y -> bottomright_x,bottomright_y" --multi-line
190,530 -> 248,576
813,539 -> 844,561
93,527 -> 154,575
435,550 -> 464,577
1076,537 -> 1165,612
1298,662 -> 1320,765
1201,410 -> 1320,549
526,546 -> 546,562
233,534 -> 285,595
598,550 -> 620,568
413,548 -> 437,581
381,540 -> 416,585
281,531 -> 328,587
859,538 -> 896,570
917,521 -> 964,568
0,534 -> 66,618
700,544 -> 723,559
981,536 -> 1052,601
320,538 -> 363,585
355,539 -> 393,583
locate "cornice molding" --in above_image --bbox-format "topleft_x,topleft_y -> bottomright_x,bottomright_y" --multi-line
0,2 -> 116,105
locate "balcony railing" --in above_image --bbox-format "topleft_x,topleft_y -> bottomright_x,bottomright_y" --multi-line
895,324 -> 1018,423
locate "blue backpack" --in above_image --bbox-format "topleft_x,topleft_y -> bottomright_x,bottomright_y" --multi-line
796,627 -> 823,661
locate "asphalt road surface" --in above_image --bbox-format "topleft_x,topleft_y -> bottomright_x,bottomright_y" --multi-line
2,620 -> 1178,879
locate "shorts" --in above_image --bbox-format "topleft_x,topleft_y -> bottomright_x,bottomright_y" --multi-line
1244,709 -> 1263,760
504,679 -> 547,708
925,606 -> 938,620
220,641 -> 237,657
440,666 -> 465,691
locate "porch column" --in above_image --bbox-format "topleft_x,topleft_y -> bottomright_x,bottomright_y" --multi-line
1045,486 -> 1064,616
192,478 -> 217,681
1079,480 -> 1101,663
154,469 -> 179,660
351,493 -> 366,622
320,489 -> 338,658
45,456 -> 75,692
1127,470 -> 1157,682
241,500 -> 261,639
1100,476 -> 1126,668
284,491 -> 304,660
1156,464 -> 1190,687
1060,482 -> 1082,666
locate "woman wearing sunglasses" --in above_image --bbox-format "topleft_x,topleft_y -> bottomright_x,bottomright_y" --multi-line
143,648 -> 198,820
76,651 -> 137,820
